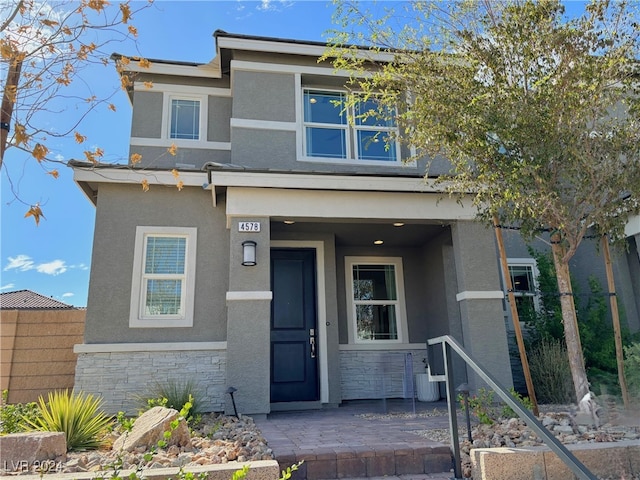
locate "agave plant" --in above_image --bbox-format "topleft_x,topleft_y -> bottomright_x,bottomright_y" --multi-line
22,389 -> 113,451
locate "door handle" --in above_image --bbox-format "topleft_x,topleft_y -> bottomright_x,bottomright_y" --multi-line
310,329 -> 316,359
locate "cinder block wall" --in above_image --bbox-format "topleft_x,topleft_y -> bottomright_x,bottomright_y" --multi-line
1,309 -> 85,404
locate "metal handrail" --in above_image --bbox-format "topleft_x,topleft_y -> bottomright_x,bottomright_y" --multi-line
427,335 -> 596,480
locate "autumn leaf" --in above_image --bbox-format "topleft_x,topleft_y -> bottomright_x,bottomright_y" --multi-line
108,103 -> 116,112
32,143 -> 48,162
84,148 -> 104,164
120,76 -> 131,90
47,170 -> 59,179
143,81 -> 153,89
167,143 -> 177,156
171,168 -> 180,179
14,123 -> 28,146
128,25 -> 138,37
176,180 -> 184,191
138,58 -> 150,69
41,19 -> 60,27
75,132 -> 86,143
120,3 -> 132,23
86,0 -> 108,12
130,153 -> 142,164
141,179 -> 150,192
24,204 -> 45,226
4,84 -> 17,103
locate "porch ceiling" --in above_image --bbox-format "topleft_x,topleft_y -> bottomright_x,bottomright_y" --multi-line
270,220 -> 448,248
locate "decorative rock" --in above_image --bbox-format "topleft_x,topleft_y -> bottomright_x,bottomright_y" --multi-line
112,406 -> 191,453
0,432 -> 67,472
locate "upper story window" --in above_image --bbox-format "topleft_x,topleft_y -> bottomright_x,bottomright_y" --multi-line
170,98 -> 200,140
303,89 -> 400,164
161,93 -> 207,144
130,226 -> 197,328
345,256 -> 408,344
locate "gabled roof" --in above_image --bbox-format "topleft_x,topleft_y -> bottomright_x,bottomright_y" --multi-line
0,289 -> 75,310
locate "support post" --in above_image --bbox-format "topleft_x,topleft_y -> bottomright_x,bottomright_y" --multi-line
493,216 -> 539,415
443,342 -> 462,479
601,235 -> 630,409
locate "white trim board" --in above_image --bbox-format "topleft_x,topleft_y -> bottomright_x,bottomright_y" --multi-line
456,291 -> 504,301
74,342 -> 227,353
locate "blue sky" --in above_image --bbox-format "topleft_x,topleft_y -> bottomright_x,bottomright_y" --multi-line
0,0 -> 591,307
0,0 -> 340,306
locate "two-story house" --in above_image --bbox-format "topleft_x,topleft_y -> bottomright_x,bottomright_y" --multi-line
71,31 -> 640,415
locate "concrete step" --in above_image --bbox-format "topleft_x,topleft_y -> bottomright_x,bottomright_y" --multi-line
274,444 -> 453,480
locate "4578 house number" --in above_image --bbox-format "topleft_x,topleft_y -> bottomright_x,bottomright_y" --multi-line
238,222 -> 261,232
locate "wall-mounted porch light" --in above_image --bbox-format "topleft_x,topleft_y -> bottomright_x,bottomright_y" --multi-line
242,240 -> 257,266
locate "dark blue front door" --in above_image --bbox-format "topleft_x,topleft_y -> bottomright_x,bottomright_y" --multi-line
270,248 -> 319,402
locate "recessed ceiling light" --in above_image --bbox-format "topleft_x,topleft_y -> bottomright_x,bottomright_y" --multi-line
374,240 -> 384,245
393,222 -> 405,227
283,220 -> 295,225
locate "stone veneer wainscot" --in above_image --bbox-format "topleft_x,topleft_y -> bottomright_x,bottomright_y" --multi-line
339,348 -> 430,400
74,343 -> 227,414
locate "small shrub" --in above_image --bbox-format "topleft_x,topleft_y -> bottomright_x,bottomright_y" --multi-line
501,388 -> 534,419
529,338 -> 574,404
624,342 -> 640,398
0,390 -> 41,434
458,388 -> 496,425
21,389 -> 113,451
138,379 -> 202,419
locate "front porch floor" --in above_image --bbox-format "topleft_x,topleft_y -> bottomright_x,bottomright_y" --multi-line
254,399 -> 456,480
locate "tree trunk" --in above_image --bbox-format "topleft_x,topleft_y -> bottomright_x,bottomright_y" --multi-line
0,57 -> 23,167
550,233 -> 590,407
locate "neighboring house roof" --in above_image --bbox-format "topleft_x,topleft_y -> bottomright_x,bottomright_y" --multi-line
0,289 -> 76,310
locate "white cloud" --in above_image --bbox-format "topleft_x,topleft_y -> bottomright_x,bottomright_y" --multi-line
1,283 -> 16,291
4,255 -> 35,272
4,255 -> 69,276
61,292 -> 74,298
36,260 -> 67,276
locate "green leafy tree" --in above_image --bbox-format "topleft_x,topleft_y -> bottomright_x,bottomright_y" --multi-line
328,0 -> 640,409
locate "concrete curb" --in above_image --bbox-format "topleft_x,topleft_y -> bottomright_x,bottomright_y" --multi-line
1,460 -> 280,480
470,440 -> 640,480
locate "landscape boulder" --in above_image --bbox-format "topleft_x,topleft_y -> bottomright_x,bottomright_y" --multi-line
112,406 -> 191,453
0,432 -> 66,471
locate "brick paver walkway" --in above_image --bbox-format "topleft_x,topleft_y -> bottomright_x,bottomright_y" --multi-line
254,399 -> 457,480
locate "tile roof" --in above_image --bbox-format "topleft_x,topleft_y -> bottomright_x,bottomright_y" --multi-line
0,289 -> 75,310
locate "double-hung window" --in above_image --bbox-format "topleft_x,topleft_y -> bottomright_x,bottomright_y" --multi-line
130,226 -> 197,328
507,259 -> 540,323
346,257 -> 408,343
303,89 -> 399,163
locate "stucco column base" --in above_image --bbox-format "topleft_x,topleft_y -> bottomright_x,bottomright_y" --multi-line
451,221 -> 513,391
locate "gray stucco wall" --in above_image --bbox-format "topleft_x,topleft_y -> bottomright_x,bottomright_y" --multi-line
131,91 -> 163,139
84,184 -> 229,344
451,221 -> 513,390
232,71 -> 296,122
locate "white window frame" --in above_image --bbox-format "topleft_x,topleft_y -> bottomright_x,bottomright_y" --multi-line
161,92 -> 208,147
345,256 -> 409,345
507,258 -> 541,314
301,88 -> 402,166
130,226 -> 197,328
